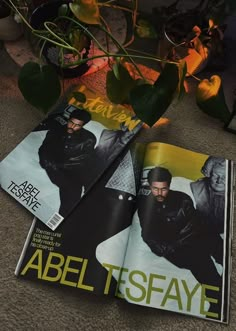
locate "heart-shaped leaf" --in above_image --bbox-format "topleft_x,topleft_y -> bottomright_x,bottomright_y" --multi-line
106,64 -> 136,104
153,62 -> 179,89
18,62 -> 61,113
69,0 -> 100,25
130,63 -> 179,126
196,75 -> 231,123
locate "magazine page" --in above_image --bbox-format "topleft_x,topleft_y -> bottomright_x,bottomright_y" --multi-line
96,142 -> 234,323
0,84 -> 142,230
15,144 -> 146,295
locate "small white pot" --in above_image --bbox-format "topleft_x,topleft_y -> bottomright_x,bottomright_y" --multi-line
0,14 -> 23,41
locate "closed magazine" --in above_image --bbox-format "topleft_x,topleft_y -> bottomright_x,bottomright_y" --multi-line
0,84 -> 142,230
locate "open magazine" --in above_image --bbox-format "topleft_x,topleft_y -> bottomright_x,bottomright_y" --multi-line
0,84 -> 142,230
15,142 -> 234,323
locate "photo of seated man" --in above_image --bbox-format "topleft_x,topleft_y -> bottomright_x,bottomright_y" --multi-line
38,106 -> 96,216
138,167 -> 222,317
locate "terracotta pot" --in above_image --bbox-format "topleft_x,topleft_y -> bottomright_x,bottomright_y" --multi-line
0,14 -> 23,41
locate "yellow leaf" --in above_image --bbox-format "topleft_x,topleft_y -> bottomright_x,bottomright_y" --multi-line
209,19 -> 215,29
181,48 -> 208,75
192,37 -> 209,61
69,0 -> 100,25
196,75 -> 230,123
192,25 -> 201,38
196,75 -> 221,101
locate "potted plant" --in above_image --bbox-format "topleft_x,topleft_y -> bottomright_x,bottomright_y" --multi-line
6,0 -> 236,125
150,0 -> 230,75
29,0 -> 92,78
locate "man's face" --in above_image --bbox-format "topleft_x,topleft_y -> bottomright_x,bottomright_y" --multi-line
67,118 -> 84,134
210,165 -> 225,192
150,181 -> 170,202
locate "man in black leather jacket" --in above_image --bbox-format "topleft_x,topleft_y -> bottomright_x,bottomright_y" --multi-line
38,107 -> 96,216
138,167 -> 198,257
138,167 -> 222,316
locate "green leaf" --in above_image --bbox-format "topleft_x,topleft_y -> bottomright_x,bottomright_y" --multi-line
18,62 -> 61,113
106,64 -> 136,104
178,60 -> 187,100
136,19 -> 157,38
69,0 -> 100,25
112,62 -> 120,80
130,63 -> 179,126
154,62 -> 179,88
70,29 -> 90,51
72,91 -> 87,103
196,75 -> 231,123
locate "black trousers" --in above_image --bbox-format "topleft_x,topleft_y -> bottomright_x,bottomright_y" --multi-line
44,166 -> 83,217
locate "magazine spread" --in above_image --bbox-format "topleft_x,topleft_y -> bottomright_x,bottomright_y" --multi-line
15,142 -> 234,323
0,84 -> 142,230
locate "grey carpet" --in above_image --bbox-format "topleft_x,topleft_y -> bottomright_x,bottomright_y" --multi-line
0,39 -> 236,331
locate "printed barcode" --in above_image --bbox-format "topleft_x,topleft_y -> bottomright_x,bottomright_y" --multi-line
46,213 -> 64,230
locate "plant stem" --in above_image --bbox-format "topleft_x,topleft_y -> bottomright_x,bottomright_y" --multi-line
189,73 -> 201,81
43,22 -> 74,48
122,0 -> 137,48
116,53 -> 179,65
39,40 -> 46,63
60,51 -> 178,69
57,16 -> 110,56
99,24 -> 145,80
7,0 -> 33,30
99,15 -> 111,53
8,0 -> 179,75
33,32 -> 77,52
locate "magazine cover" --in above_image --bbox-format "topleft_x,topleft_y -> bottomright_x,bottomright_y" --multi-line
0,84 -> 142,230
15,144 -> 146,294
15,142 -> 234,323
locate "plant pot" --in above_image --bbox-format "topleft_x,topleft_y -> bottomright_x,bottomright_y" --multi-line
157,13 -> 211,75
0,14 -> 23,41
30,0 -> 91,78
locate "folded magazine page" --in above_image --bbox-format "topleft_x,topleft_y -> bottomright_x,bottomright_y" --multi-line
15,144 -> 145,295
0,84 -> 142,230
96,142 -> 234,323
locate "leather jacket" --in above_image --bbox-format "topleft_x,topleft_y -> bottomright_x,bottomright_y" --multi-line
138,190 -> 196,257
38,125 -> 96,186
